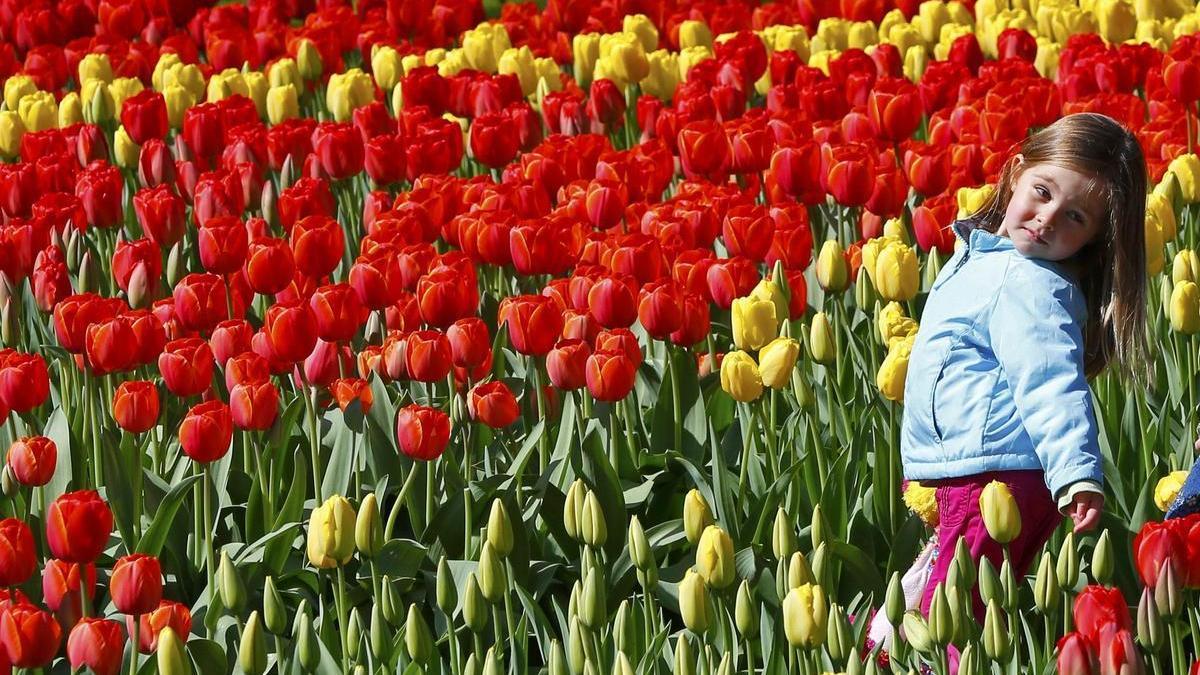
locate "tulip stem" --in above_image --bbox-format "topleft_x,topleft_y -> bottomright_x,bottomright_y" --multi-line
204,465 -> 216,602
307,386 -> 323,502
335,566 -> 350,675
383,463 -> 422,540
129,616 -> 139,675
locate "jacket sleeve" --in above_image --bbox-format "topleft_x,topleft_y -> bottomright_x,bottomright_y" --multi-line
988,261 -> 1104,498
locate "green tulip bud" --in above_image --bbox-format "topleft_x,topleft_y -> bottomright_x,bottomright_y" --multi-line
478,542 -> 506,603
946,584 -> 969,646
772,508 -> 796,561
735,580 -> 758,638
238,611 -> 267,675
1154,559 -> 1182,618
262,577 -> 286,635
826,603 -> 852,662
564,480 -> 586,542
218,551 -> 247,616
568,616 -> 587,675
775,559 -> 789,603
636,566 -> 657,592
809,312 -> 836,365
978,557 -> 1001,607
810,542 -> 828,587
810,504 -> 828,551
279,154 -> 299,191
463,573 -> 489,633
627,516 -> 653,571
437,557 -> 457,616
379,575 -> 398,625
295,608 -> 319,673
957,643 -> 978,675
854,265 -> 877,312
156,627 -> 191,675
1137,586 -> 1164,653
355,493 -> 383,558
885,571 -> 906,626
788,551 -> 813,589
166,243 -> 186,287
683,489 -> 713,544
613,652 -> 635,675
1055,532 -> 1079,591
951,537 -> 976,591
1000,559 -> 1018,611
548,640 -> 568,675
0,466 -> 15,498
612,600 -> 636,655
346,608 -> 362,661
1033,551 -> 1059,614
927,583 -> 952,647
260,180 -> 279,231
581,491 -> 607,547
1092,529 -> 1114,585
568,580 -> 581,623
678,569 -> 710,634
483,647 -> 502,675
982,600 -> 1011,662
674,635 -> 696,675
714,651 -> 732,675
406,605 -> 435,664
78,250 -> 99,294
921,248 -> 943,292
370,603 -> 389,661
487,499 -> 514,557
463,654 -> 481,675
580,568 -> 606,629
900,612 -> 933,654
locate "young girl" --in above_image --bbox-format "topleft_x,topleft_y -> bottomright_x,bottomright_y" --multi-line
901,112 -> 1149,618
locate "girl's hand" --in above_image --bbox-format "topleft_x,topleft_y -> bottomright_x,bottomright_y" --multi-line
1069,491 -> 1104,533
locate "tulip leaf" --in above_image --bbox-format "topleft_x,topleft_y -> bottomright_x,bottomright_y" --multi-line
101,432 -> 137,549
513,583 -> 556,660
41,406 -> 74,503
375,538 -> 428,580
830,540 -> 885,599
577,419 -> 628,559
136,473 -> 202,556
321,408 -> 357,500
186,638 -> 228,674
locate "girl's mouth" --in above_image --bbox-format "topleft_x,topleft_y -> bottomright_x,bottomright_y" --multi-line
1023,226 -> 1047,245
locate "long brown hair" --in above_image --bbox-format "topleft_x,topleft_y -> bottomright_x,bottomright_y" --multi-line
965,113 -> 1148,382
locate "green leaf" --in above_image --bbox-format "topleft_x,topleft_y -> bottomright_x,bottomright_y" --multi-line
186,638 -> 228,673
41,407 -> 74,502
136,474 -> 202,557
375,538 -> 428,580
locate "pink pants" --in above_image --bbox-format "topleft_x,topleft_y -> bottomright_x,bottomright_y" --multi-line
919,470 -> 1063,621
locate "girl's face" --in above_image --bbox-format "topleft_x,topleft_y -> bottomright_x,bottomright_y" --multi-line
997,157 -> 1107,262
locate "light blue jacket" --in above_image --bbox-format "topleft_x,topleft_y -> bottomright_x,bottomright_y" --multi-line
900,220 -> 1103,500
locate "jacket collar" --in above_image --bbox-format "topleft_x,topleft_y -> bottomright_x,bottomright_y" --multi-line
953,220 -> 1015,254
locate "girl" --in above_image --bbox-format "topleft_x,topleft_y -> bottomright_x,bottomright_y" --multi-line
901,112 -> 1149,618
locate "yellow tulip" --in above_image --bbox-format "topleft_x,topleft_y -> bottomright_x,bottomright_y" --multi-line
878,8 -> 907,39
163,85 -> 194,130
1153,471 -> 1188,511
1146,211 -> 1165,277
678,569 -> 711,634
436,50 -> 469,78
678,46 -> 714,82
1133,0 -> 1190,21
268,57 -> 302,90
917,0 -> 951,43
1096,0 -> 1138,42
326,68 -> 374,123
861,236 -> 898,285
17,91 -> 56,133
720,351 -> 764,403
882,218 -> 909,244
462,24 -> 510,73
110,77 -> 144,113
759,338 -> 800,390
58,92 -> 83,128
903,44 -> 930,82
152,53 -> 182,92
783,584 -> 828,649
533,58 -> 563,97
979,481 -> 1021,545
816,240 -> 849,292
933,24 -> 974,61
161,63 -> 206,101
641,50 -> 680,101
78,53 -> 114,86
696,525 -> 735,589
498,46 -> 538,98
206,75 -> 233,104
306,495 -> 357,568
731,295 -> 778,351
1172,249 -> 1198,285
371,45 -> 402,91
877,302 -> 907,343
876,335 -> 913,403
809,312 -> 836,366
1148,192 -> 1177,242
114,125 -> 139,169
679,20 -> 713,50
243,71 -> 268,120
750,278 -> 789,324
0,111 -> 24,160
1169,280 -> 1200,334
3,74 -> 37,112
947,1 -> 973,26
814,18 -> 850,52
1167,154 -> 1200,203
883,23 -> 924,58
572,33 -> 601,87
1173,16 -> 1200,40
297,39 -> 323,81
683,489 -> 714,544
875,242 -> 919,302
424,48 -> 448,66
267,85 -> 300,125
401,54 -> 425,76
768,25 -> 810,60
847,21 -> 878,50
623,14 -> 659,52
599,33 -> 649,87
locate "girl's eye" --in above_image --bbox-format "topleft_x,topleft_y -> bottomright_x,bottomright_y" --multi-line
1034,185 -> 1050,199
1070,211 -> 1085,224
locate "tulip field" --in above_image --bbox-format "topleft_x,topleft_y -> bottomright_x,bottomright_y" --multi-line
6,0 -> 1200,673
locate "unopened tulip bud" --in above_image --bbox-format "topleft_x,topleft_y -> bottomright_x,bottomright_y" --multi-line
759,337 -> 800,389
483,647 -> 502,675
297,40 -> 323,81
78,250 -> 100,294
345,608 -> 362,660
295,611 -> 320,672
636,565 -> 657,591
487,499 -> 514,557
735,580 -> 758,638
1,300 -> 16,347
810,542 -> 829,586
167,242 -> 186,287
978,557 -> 1001,607
788,551 -> 813,589
1033,551 -> 1059,614
478,542 -> 505,603
435,557 -> 456,616
1136,586 -> 1164,653
628,516 -> 653,571
816,240 -> 848,291
548,640 -> 567,675
1055,532 -> 1078,590
239,611 -> 267,675
564,480 -> 586,542
885,571 -> 905,625
157,627 -> 191,675
355,493 -> 382,558
262,577 -> 286,635
612,601 -> 636,654
464,654 -> 481,675
854,266 -> 877,312
1000,559 -> 1018,611
612,652 -> 635,675
379,575 -> 398,624
581,492 -> 607,547
1154,560 -> 1181,618
979,481 -> 1020,544
827,603 -> 852,661
1092,530 -> 1114,585
927,582 -> 952,647
773,508 -> 796,560
580,568 -> 606,629
218,551 -> 247,615
405,605 -> 434,663
810,505 -> 828,551
696,525 -> 735,589
370,604 -> 389,660
809,312 -> 835,365
674,635 -> 696,675
678,569 -> 710,634
683,489 -> 713,544
982,600 -> 1011,662
463,573 -> 488,633
126,262 -> 154,309
568,616 -> 587,674
1,466 -> 16,497
902,611 -> 933,654
922,248 -> 943,292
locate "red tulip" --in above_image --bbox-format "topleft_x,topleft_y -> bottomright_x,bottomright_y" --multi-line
1057,632 -> 1098,675
75,161 -> 125,230
42,560 -> 97,617
677,120 -> 730,180
501,295 -> 564,357
158,338 -> 215,398
291,215 -> 345,279
365,134 -> 407,186
111,238 -> 163,296
225,352 -> 271,390
137,139 -> 176,189
468,381 -> 520,429
120,90 -> 169,145
52,293 -> 121,354
587,274 -> 638,329
1163,53 -> 1200,105
585,349 -> 637,402
470,112 -> 520,169
244,237 -> 296,296
173,273 -> 230,333
447,318 -> 491,370
821,143 -> 876,207
1097,625 -> 1142,675
406,330 -> 453,383
67,618 -> 125,675
416,267 -> 479,329
112,380 -> 160,434
867,77 -> 922,142
210,320 -> 254,367
109,554 -> 163,615
1072,585 -> 1131,652
302,339 -> 354,388
310,283 -> 368,343
46,490 -> 113,563
83,316 -> 137,375
331,378 -> 373,413
637,280 -> 684,340
547,339 -> 590,390
0,518 -> 36,586
197,215 -> 249,275
1133,519 -> 1186,588
133,185 -> 187,248
911,193 -> 958,255
32,245 -> 72,313
263,301 -> 318,364
0,353 -> 50,413
130,600 -> 192,653
396,405 -> 451,461
179,400 -> 233,463
313,122 -> 365,180
230,381 -> 280,431
722,204 -> 774,262
6,436 -> 56,487
705,257 -> 759,309
0,603 -> 61,668
183,103 -> 225,167
349,247 -> 403,310
277,177 -> 334,230
904,142 -> 951,198
670,291 -> 710,347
